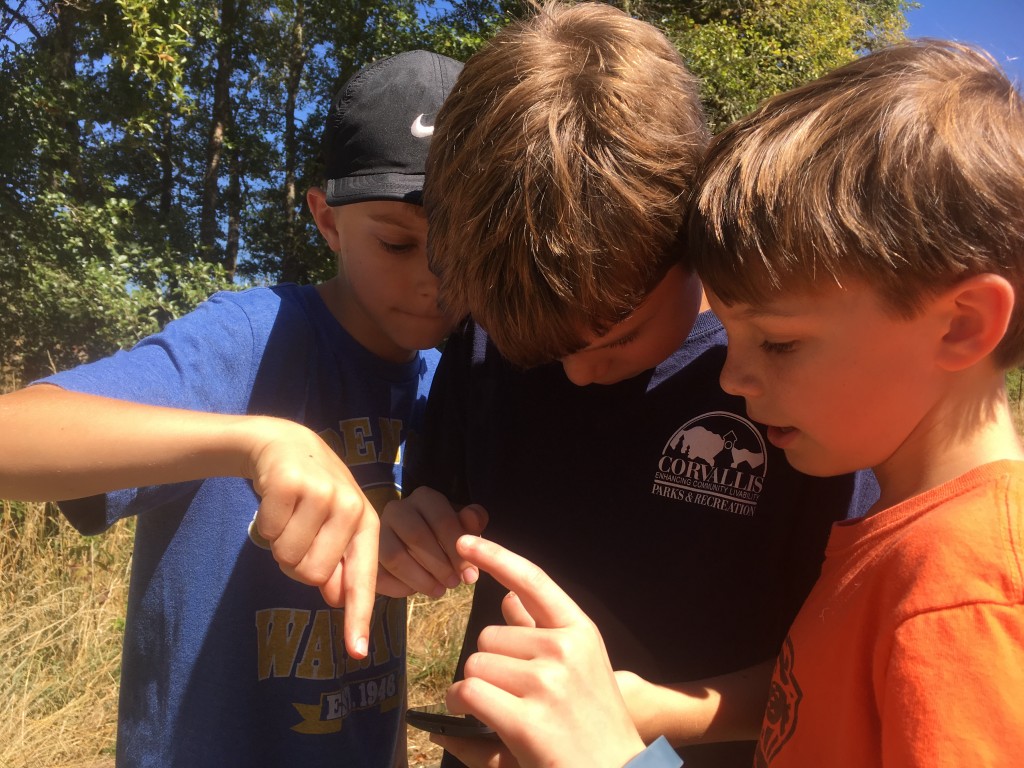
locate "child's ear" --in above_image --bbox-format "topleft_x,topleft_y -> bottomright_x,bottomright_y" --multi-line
935,273 -> 1014,372
306,187 -> 343,252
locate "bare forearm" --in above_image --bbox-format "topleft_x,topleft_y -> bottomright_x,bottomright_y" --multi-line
1,384 -> 384,655
620,659 -> 772,746
0,385 -> 275,500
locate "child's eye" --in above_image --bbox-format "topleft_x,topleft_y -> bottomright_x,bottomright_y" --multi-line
608,333 -> 637,349
760,339 -> 797,354
378,239 -> 415,254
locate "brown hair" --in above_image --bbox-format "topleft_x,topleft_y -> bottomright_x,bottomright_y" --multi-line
425,1 -> 708,367
689,39 -> 1024,367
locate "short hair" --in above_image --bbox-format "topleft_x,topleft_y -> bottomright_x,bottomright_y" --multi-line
425,1 -> 708,367
688,39 -> 1024,368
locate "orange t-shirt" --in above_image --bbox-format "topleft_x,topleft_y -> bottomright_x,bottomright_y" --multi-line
757,461 -> 1024,768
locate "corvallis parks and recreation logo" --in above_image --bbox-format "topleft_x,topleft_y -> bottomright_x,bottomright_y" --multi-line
652,411 -> 767,516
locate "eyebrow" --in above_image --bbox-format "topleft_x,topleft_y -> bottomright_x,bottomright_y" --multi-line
738,307 -> 787,320
735,303 -> 809,320
367,208 -> 427,227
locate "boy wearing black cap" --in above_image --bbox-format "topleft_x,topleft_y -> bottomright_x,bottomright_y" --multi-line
0,50 -> 461,767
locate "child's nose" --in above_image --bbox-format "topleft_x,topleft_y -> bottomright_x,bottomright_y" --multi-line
719,352 -> 760,398
560,353 -> 599,387
418,263 -> 441,299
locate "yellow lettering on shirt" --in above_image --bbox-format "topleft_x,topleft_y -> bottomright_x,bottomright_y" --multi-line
256,608 -> 311,680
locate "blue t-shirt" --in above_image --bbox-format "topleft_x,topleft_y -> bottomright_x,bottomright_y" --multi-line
408,314 -> 878,768
42,284 -> 438,767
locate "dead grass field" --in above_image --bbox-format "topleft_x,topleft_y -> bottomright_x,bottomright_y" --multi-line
0,501 -> 129,768
0,500 -> 471,768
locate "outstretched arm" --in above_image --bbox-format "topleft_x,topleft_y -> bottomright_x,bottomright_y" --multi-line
0,384 -> 379,658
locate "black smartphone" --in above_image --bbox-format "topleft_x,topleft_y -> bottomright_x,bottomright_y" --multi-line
406,703 -> 498,739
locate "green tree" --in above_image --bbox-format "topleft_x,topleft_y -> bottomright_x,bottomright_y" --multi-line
0,0 -> 914,383
423,1 -> 912,132
239,0 -> 483,285
661,0 -> 913,130
1,1 -> 231,380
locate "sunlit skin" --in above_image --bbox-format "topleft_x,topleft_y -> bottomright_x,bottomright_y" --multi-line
558,265 -> 707,386
706,277 -> 1022,511
308,191 -> 458,362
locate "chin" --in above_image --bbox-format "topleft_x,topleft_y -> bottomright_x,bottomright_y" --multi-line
402,331 -> 450,352
785,451 -> 856,479
600,370 -> 642,385
389,319 -> 451,349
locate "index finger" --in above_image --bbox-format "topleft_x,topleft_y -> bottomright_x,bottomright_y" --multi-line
454,535 -> 583,629
341,513 -> 380,659
319,510 -> 379,658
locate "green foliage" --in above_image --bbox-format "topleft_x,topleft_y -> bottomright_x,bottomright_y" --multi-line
664,0 -> 914,130
1008,368 -> 1024,404
0,0 -> 915,382
419,0 -> 510,61
108,0 -> 194,108
1,189 -> 231,381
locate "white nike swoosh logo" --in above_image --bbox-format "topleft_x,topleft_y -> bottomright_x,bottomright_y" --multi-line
411,114 -> 434,138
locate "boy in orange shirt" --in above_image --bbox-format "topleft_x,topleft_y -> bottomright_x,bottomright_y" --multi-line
689,39 -> 1024,767
437,39 -> 1024,768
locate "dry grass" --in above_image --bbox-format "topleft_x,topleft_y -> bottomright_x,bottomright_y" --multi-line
0,499 -> 471,768
407,585 -> 474,767
0,500 -> 130,768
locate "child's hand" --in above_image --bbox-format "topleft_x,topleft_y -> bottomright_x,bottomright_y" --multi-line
246,417 -> 379,659
431,734 -> 517,768
443,536 -> 647,768
377,486 -> 488,597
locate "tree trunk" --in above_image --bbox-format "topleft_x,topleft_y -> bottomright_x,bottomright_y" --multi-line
280,0 -> 308,284
158,110 -> 174,218
199,0 -> 238,264
225,141 -> 241,280
44,0 -> 83,195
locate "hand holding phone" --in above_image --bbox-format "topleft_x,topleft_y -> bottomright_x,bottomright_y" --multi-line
441,535 -> 649,768
406,703 -> 498,739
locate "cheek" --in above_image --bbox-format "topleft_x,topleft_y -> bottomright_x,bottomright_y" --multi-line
765,357 -> 853,428
807,358 -> 918,454
350,258 -> 406,303
636,329 -> 689,373
346,268 -> 384,305
618,344 -> 669,377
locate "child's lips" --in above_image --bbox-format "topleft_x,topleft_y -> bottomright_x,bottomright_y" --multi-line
766,424 -> 798,448
403,309 -> 448,322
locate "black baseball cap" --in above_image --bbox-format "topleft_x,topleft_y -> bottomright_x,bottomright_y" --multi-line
322,50 -> 463,207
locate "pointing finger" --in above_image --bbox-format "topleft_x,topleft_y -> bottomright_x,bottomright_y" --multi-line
455,535 -> 582,630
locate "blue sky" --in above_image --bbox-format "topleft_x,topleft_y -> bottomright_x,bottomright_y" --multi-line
906,0 -> 1023,85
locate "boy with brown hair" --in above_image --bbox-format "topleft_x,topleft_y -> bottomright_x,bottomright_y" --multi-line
423,0 -> 707,370
0,50 -> 462,767
690,38 -> 1024,767
433,38 -> 1024,768
378,5 -> 877,767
